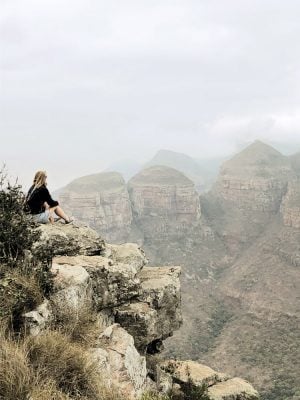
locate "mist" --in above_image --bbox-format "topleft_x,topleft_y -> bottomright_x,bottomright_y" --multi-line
1,0 -> 300,190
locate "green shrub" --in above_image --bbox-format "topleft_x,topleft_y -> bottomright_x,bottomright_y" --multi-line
0,168 -> 39,269
0,169 -> 55,332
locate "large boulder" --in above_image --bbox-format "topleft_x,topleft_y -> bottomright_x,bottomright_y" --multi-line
115,266 -> 182,352
52,255 -> 141,309
51,260 -> 90,308
207,377 -> 259,400
33,223 -> 105,258
23,300 -> 52,336
105,242 -> 148,272
92,324 -> 147,399
157,360 -> 258,400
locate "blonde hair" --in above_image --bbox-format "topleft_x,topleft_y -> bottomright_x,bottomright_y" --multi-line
33,171 -> 47,189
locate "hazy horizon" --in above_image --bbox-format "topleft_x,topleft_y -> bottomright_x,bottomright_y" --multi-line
1,1 -> 300,190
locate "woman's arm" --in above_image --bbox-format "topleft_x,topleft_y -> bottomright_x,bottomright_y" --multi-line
42,187 -> 59,208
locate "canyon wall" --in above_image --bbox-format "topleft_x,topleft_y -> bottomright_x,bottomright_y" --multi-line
58,172 -> 132,243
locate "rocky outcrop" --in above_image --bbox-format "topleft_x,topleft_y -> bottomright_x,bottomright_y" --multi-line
207,378 -> 259,400
158,360 -> 228,388
93,324 -> 147,398
128,166 -> 201,243
280,179 -> 300,228
25,223 -> 258,400
104,242 -> 148,271
157,360 -> 258,400
29,223 -> 182,398
23,300 -> 52,336
57,172 -> 133,242
115,266 -> 182,352
33,222 -> 105,258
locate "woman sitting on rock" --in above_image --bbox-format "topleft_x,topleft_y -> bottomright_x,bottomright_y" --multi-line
25,170 -> 74,224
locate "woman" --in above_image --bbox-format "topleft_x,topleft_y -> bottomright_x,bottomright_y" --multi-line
26,171 -> 73,224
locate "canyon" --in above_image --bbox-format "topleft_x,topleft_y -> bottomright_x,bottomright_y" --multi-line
57,141 -> 300,400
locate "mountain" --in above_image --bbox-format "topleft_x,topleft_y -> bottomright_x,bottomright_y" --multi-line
144,149 -> 207,192
127,166 -> 201,248
203,140 -> 293,254
58,172 -> 133,242
104,159 -> 142,182
164,141 -> 299,399
56,141 -> 300,399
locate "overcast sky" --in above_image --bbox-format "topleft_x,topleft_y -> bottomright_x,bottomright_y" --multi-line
1,0 -> 300,190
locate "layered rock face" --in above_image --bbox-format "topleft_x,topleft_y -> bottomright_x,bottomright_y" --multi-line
24,223 -> 258,400
214,141 -> 291,211
204,141 -> 293,253
128,166 -> 201,243
281,179 -> 300,228
139,142 -> 299,399
57,172 -> 132,242
290,152 -> 300,177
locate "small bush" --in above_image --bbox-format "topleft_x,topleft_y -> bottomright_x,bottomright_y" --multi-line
0,168 -> 40,268
0,337 -> 32,400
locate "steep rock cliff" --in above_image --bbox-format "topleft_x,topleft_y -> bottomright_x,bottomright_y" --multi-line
203,140 -> 293,253
281,179 -> 300,228
57,172 -> 132,243
128,166 -> 201,244
24,223 -> 258,400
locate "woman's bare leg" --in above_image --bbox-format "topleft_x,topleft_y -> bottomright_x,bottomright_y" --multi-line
49,206 -> 71,222
43,202 -> 54,223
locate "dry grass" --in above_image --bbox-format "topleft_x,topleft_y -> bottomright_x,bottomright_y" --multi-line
51,297 -> 100,346
140,392 -> 171,400
0,336 -> 32,400
30,379 -> 72,400
0,270 -> 43,332
0,332 -> 125,400
27,330 -> 117,399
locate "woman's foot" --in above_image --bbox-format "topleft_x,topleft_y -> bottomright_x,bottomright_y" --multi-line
65,217 -> 74,224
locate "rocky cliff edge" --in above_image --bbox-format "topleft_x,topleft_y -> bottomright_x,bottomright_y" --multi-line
25,222 -> 258,400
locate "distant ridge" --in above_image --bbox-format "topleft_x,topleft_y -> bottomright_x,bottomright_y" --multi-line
144,149 -> 205,191
64,171 -> 125,193
145,149 -> 204,175
224,140 -> 284,167
129,165 -> 193,186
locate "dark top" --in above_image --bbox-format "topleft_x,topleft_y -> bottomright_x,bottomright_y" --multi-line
26,184 -> 59,215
